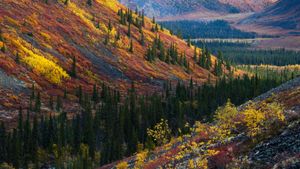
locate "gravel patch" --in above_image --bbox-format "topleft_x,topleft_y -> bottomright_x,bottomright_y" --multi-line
0,69 -> 28,94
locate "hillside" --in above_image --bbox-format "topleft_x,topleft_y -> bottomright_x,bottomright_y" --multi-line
0,0 -> 228,118
101,77 -> 300,169
240,0 -> 300,32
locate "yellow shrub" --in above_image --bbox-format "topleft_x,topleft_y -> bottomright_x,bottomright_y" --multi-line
116,161 -> 128,169
147,119 -> 171,146
67,2 -> 95,30
214,100 -> 239,130
96,0 -> 119,12
10,37 -> 69,84
40,32 -> 51,41
135,151 -> 148,168
242,108 -> 266,137
242,102 -> 285,136
188,159 -> 195,169
5,16 -> 19,26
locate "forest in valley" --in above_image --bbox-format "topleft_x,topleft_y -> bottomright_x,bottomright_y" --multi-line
160,20 -> 257,39
0,70 -> 297,168
193,41 -> 300,66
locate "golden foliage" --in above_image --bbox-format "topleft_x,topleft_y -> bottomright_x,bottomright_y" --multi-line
147,119 -> 171,146
135,151 -> 148,169
40,32 -> 51,41
242,102 -> 285,136
116,161 -> 128,169
5,16 -> 19,26
96,0 -> 119,12
10,37 -> 69,84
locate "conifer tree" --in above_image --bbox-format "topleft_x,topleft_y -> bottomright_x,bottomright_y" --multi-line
193,47 -> 197,61
15,52 -> 20,64
142,11 -> 145,27
64,0 -> 69,5
71,56 -> 77,78
49,95 -> 54,110
64,88 -> 68,99
92,84 -> 99,103
129,39 -> 133,53
1,44 -> 6,53
30,84 -> 35,100
87,0 -> 92,6
127,22 -> 131,37
140,31 -> 145,46
187,37 -> 191,47
35,92 -> 41,113
56,95 -> 62,112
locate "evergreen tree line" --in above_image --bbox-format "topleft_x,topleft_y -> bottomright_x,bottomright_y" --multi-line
0,71 -> 296,168
145,36 -> 190,70
160,20 -> 258,39
194,41 -> 300,66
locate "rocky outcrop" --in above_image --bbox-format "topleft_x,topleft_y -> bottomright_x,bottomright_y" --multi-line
248,121 -> 300,168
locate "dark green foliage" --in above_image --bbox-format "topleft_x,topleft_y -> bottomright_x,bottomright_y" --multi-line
140,31 -> 145,46
64,88 -> 68,99
56,95 -> 62,112
49,96 -> 54,110
87,0 -> 92,6
92,84 -> 99,103
152,16 -> 155,24
70,56 -> 77,78
160,20 -> 257,39
194,41 -> 300,66
127,22 -> 131,37
15,52 -> 20,64
35,92 -> 41,113
129,39 -> 133,53
64,0 -> 69,5
1,44 -> 6,53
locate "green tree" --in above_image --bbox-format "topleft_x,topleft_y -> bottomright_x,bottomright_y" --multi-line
129,39 -> 133,53
56,95 -> 62,112
64,0 -> 69,5
71,56 -> 77,78
35,92 -> 41,113
87,0 -> 92,6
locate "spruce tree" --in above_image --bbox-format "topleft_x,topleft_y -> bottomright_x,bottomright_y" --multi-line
49,95 -> 54,110
140,31 -> 145,46
71,56 -> 77,78
1,44 -> 6,53
15,52 -> 20,64
129,39 -> 133,53
87,0 -> 92,6
127,22 -> 131,37
56,95 -> 62,112
64,88 -> 68,99
35,92 -> 41,113
64,0 -> 69,5
92,84 -> 99,103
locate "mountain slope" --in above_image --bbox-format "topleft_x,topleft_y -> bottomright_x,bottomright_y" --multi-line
101,77 -> 300,169
240,0 -> 300,31
0,0 -> 228,115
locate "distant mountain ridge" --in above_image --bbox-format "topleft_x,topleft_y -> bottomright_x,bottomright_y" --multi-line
119,0 -> 277,18
241,0 -> 300,31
